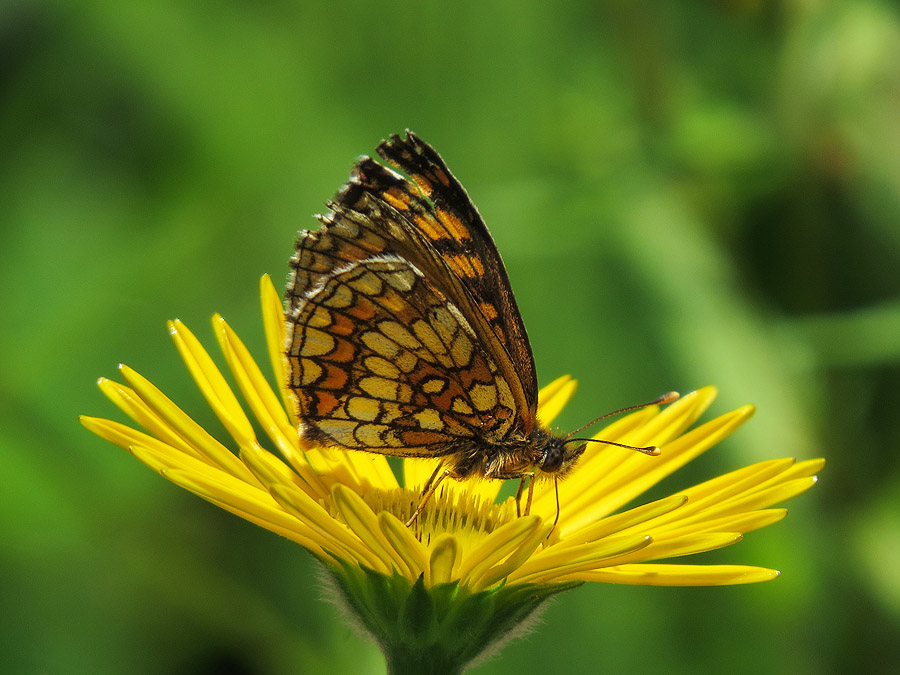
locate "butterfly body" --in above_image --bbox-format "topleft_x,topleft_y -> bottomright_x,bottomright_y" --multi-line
447,428 -> 585,480
285,132 -> 588,497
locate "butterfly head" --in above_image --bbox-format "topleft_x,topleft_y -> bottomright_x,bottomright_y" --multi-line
537,436 -> 586,476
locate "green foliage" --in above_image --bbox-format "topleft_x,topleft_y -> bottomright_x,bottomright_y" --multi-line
3,0 -> 899,672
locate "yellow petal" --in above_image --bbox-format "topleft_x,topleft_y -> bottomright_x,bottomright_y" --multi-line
573,564 -> 780,586
645,509 -> 787,540
562,404 -> 755,531
332,484 -> 414,577
676,458 -> 795,511
268,482 -> 387,573
456,516 -> 541,586
470,519 -> 553,591
640,532 -> 744,562
240,443 -> 331,502
428,534 -> 461,586
129,444 -> 329,560
378,511 -> 430,580
558,494 -> 688,545
81,413 -> 184,457
115,366 -> 260,485
168,319 -> 257,447
508,534 -> 653,586
403,458 -> 443,492
96,378 -> 200,457
536,375 -> 577,426
214,315 -> 302,465
704,476 -> 819,516
259,274 -> 300,427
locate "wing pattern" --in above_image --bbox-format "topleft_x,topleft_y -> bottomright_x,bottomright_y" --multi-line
285,132 -> 536,459
287,256 -> 516,455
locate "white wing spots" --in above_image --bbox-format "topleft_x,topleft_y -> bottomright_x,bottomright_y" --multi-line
429,306 -> 457,347
354,423 -> 405,448
470,383 -> 498,412
333,217 -> 359,238
381,264 -> 418,292
317,419 -> 359,447
445,303 -> 477,338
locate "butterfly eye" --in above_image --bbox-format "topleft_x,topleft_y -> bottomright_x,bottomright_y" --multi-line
538,439 -> 568,473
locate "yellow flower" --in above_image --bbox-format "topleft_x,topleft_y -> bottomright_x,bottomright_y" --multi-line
81,275 -> 823,672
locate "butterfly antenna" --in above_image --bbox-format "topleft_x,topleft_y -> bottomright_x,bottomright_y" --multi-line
566,437 -> 662,456
565,391 -> 680,457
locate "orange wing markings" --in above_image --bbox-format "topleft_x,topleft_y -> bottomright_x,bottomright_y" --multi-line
331,145 -> 533,426
287,256 -> 517,456
375,132 -> 538,413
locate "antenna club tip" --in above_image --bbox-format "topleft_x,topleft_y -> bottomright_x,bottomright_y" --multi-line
643,446 -> 662,456
660,391 -> 680,404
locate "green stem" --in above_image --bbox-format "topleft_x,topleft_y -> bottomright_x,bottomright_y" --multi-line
382,644 -> 465,675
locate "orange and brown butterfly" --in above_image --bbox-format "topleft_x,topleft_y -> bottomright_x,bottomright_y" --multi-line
284,131 -> 675,524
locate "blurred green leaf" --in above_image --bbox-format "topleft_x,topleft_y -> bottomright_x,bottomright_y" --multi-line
3,0 -> 899,672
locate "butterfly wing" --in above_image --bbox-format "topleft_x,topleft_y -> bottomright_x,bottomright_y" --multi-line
372,132 -> 538,411
287,255 -> 518,455
287,132 -> 538,436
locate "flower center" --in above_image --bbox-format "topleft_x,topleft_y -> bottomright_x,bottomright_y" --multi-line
358,485 -> 518,545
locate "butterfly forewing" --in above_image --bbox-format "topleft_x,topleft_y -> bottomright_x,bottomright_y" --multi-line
286,131 -> 542,465
372,133 -> 538,411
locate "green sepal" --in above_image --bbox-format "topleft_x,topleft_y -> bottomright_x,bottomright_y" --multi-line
440,585 -> 495,654
399,574 -> 438,645
322,561 -> 583,674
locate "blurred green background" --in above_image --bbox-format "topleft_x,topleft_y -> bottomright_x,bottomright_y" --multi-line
3,0 -> 899,673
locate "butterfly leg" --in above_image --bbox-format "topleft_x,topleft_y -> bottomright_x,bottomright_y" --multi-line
406,468 -> 451,527
550,475 -> 560,535
514,472 -> 536,517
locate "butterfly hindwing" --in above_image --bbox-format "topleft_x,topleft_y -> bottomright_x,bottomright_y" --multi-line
287,255 -> 518,456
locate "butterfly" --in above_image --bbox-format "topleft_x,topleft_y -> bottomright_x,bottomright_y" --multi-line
285,131 -> 675,524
